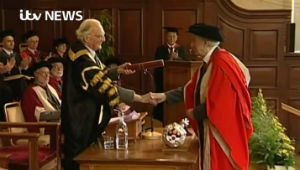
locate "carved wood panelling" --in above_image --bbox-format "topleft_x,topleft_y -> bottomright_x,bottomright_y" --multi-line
118,9 -> 142,57
30,9 -> 56,52
2,9 -> 26,45
248,66 -> 278,88
249,30 -> 278,61
162,9 -> 198,49
288,66 -> 300,89
218,18 -> 244,59
61,20 -> 81,45
287,99 -> 300,110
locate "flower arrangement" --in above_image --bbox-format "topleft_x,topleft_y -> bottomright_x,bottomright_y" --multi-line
249,89 -> 295,169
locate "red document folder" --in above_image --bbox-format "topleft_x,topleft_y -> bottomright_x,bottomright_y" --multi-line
125,59 -> 164,71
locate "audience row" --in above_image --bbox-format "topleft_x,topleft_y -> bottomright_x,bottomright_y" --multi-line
0,29 -> 67,122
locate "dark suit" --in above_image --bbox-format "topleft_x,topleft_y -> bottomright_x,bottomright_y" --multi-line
0,49 -> 22,77
153,44 -> 188,122
0,49 -> 28,100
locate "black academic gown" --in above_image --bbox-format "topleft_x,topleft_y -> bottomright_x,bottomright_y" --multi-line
61,41 -> 120,170
153,44 -> 187,122
0,49 -> 27,100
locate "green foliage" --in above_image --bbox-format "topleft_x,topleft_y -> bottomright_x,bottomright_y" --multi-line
250,89 -> 295,168
94,9 -> 115,61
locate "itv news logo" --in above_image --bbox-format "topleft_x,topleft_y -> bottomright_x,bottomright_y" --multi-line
19,10 -> 83,21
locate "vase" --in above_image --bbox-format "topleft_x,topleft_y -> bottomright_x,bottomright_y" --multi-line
267,165 -> 295,170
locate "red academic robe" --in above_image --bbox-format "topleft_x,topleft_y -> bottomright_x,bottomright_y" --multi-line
184,49 -> 253,170
49,76 -> 63,99
20,49 -> 43,67
21,84 -> 61,132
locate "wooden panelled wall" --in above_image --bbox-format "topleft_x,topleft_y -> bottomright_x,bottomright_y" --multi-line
0,0 -> 299,143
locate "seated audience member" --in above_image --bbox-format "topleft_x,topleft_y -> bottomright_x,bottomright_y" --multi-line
20,30 -> 47,70
0,30 -> 28,100
155,26 -> 188,61
21,61 -> 60,126
49,38 -> 69,59
48,57 -> 64,99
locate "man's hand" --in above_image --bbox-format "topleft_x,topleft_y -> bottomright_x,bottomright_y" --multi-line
6,57 -> 16,71
0,62 -> 6,74
20,57 -> 31,70
134,92 -> 157,105
117,62 -> 135,75
169,51 -> 179,60
149,92 -> 166,105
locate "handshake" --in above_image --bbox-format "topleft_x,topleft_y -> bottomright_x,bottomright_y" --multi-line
135,92 -> 167,106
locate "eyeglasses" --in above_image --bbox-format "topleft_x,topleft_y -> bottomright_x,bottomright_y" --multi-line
89,34 -> 105,40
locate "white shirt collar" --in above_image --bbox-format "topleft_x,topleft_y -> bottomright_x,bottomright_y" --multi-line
203,44 -> 219,63
167,43 -> 176,48
28,48 -> 36,54
3,48 -> 13,55
84,44 -> 96,57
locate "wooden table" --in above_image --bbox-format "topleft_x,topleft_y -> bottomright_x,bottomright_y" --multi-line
75,136 -> 199,170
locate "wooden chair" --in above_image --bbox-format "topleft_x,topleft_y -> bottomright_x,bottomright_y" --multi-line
0,122 -> 61,170
4,102 -> 50,146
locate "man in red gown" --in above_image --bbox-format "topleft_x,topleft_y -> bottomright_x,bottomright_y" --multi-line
20,31 -> 47,70
21,61 -> 61,128
151,23 -> 253,170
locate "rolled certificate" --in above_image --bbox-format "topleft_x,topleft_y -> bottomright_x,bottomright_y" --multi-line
125,59 -> 164,71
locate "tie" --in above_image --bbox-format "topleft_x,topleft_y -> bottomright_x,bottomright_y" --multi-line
57,80 -> 62,93
169,47 -> 174,54
94,54 -> 101,66
45,86 -> 61,110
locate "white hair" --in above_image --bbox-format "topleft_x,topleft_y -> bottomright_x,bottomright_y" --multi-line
76,19 -> 102,41
205,39 -> 220,48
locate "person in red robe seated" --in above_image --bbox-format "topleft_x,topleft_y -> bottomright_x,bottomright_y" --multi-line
20,30 -> 47,71
150,23 -> 252,170
48,57 -> 64,99
21,61 -> 61,128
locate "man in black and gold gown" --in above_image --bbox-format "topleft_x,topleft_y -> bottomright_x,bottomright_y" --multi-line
62,19 -> 155,170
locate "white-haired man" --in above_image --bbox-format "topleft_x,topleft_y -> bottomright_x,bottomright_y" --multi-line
61,19 -> 153,170
151,23 -> 252,170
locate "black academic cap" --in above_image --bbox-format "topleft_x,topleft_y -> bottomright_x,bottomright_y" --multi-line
48,57 -> 65,65
188,23 -> 224,42
23,30 -> 39,41
26,61 -> 52,76
0,29 -> 15,41
163,26 -> 179,34
53,38 -> 69,48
